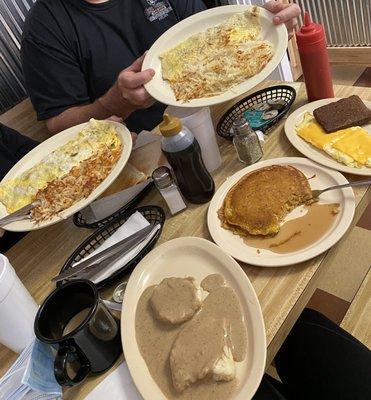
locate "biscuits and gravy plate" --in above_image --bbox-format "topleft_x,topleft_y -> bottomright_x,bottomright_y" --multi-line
207,158 -> 355,267
142,5 -> 287,107
121,237 -> 266,400
0,120 -> 132,231
285,98 -> 371,176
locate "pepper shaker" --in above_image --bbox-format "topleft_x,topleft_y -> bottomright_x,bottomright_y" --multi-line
232,117 -> 263,165
152,166 -> 186,215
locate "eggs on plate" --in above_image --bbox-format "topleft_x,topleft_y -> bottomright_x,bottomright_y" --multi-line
296,112 -> 371,168
160,7 -> 273,102
0,119 -> 121,214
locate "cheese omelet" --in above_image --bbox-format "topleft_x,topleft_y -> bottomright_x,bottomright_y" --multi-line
296,112 -> 371,168
0,119 -> 122,217
160,7 -> 273,101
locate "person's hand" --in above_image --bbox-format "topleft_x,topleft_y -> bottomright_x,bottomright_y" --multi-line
264,1 -> 301,39
98,53 -> 156,119
130,132 -> 138,146
106,115 -> 124,123
117,53 -> 156,109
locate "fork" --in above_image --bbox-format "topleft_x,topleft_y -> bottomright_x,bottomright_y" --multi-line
311,179 -> 371,199
0,200 -> 41,228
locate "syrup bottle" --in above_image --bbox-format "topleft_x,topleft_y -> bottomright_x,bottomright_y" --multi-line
296,11 -> 334,101
159,114 -> 215,204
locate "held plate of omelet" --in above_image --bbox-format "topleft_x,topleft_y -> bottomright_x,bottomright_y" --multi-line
0,119 -> 132,231
285,98 -> 371,176
142,5 -> 287,107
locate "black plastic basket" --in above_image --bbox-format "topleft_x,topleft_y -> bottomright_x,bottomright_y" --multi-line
73,181 -> 154,229
217,85 -> 296,140
59,205 -> 165,289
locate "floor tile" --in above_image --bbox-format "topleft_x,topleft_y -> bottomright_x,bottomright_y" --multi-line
296,65 -> 366,87
318,227 -> 371,302
306,288 -> 350,325
354,67 -> 371,88
357,201 -> 371,231
341,268 -> 371,348
331,65 -> 366,86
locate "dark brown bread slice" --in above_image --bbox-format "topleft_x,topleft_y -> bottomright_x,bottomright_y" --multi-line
313,95 -> 371,133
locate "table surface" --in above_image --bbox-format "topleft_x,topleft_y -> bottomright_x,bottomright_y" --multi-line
0,81 -> 370,399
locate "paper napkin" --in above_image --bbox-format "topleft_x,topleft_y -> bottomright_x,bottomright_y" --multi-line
74,212 -> 160,284
84,362 -> 142,400
90,180 -> 151,221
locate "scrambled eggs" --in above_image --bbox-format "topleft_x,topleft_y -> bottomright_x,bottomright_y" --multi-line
0,119 -> 121,213
296,112 -> 371,168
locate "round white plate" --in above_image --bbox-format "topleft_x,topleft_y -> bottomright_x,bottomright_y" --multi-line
207,157 -> 355,267
0,121 -> 132,232
143,5 -> 288,107
285,98 -> 371,176
121,237 -> 266,400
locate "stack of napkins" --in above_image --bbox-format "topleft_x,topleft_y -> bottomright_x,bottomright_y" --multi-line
76,211 -> 161,284
0,339 -> 62,400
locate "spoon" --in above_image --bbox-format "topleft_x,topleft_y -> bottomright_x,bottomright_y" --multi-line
311,178 -> 371,199
102,282 -> 127,312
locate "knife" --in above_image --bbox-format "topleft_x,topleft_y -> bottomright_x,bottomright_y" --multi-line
51,224 -> 154,283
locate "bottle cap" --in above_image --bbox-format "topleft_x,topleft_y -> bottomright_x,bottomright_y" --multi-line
232,116 -> 251,136
232,116 -> 249,128
296,11 -> 325,46
152,166 -> 173,189
159,114 -> 182,137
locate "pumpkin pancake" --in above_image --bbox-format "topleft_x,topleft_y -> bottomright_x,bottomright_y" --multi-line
219,165 -> 312,236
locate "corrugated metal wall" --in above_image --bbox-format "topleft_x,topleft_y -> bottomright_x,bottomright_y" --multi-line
0,0 -> 35,113
296,0 -> 371,47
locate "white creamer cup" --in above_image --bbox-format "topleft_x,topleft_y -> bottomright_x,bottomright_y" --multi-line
0,254 -> 38,353
165,106 -> 222,173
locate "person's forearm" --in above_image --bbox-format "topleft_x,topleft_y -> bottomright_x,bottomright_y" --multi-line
46,83 -> 136,134
46,101 -> 111,134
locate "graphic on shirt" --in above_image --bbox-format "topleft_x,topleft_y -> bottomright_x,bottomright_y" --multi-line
144,0 -> 173,22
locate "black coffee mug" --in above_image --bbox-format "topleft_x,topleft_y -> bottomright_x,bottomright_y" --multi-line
34,279 -> 122,387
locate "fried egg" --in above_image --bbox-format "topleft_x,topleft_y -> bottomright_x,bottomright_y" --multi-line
296,112 -> 371,168
0,119 -> 121,213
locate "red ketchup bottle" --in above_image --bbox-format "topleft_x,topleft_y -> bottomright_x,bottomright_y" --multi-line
296,11 -> 334,102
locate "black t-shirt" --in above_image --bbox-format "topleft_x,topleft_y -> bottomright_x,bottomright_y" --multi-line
21,0 -> 206,132
0,124 -> 38,181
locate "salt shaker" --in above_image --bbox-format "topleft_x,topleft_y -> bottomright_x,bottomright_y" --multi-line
152,166 -> 186,215
232,117 -> 263,165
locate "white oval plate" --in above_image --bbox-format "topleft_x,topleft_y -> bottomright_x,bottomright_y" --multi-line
285,98 -> 371,176
0,121 -> 132,231
121,237 -> 266,400
143,5 -> 288,107
208,157 -> 355,267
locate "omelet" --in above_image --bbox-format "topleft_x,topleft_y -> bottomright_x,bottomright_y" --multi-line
296,112 -> 371,168
160,7 -> 273,101
0,119 -> 122,214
